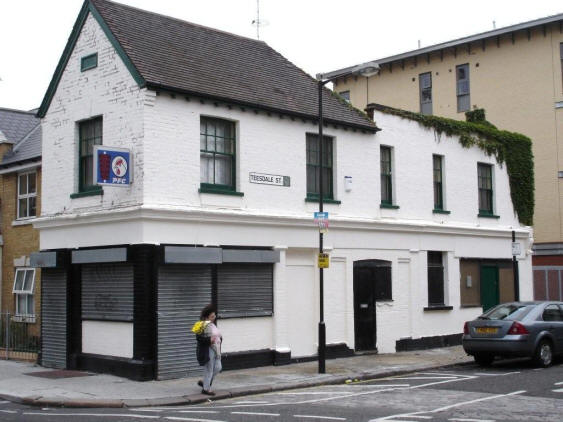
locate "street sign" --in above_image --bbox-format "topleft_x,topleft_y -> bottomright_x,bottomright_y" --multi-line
318,253 -> 329,268
511,242 -> 521,256
314,212 -> 329,233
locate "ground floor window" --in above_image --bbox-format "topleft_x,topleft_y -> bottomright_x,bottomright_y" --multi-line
13,268 -> 35,316
427,251 -> 445,306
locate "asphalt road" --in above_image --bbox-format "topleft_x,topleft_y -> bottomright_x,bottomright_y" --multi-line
1,359 -> 562,421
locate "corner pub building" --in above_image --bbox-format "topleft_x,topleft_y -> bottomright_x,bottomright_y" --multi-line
31,0 -> 533,380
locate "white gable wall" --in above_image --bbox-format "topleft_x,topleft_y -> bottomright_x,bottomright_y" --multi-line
41,13 -> 145,217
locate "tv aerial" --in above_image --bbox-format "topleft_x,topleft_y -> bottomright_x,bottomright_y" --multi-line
251,0 -> 269,40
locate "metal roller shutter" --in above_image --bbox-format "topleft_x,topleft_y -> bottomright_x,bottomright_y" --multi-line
217,263 -> 273,318
82,264 -> 134,321
41,268 -> 67,369
157,265 -> 212,380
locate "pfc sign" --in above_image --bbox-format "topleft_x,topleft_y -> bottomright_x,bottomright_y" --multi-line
94,146 -> 133,187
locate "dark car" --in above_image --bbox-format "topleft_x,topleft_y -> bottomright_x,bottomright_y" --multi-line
462,301 -> 563,367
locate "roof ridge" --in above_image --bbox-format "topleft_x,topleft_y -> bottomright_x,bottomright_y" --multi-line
91,0 -> 267,45
0,107 -> 38,115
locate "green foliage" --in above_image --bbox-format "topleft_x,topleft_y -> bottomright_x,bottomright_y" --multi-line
372,104 -> 534,226
465,108 -> 497,129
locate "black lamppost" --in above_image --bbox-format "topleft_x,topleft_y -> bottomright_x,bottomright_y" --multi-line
315,61 -> 380,374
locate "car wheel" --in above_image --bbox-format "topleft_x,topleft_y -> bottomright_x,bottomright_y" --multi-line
533,340 -> 553,368
473,353 -> 494,366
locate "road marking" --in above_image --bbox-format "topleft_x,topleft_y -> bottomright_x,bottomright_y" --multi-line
293,415 -> 346,421
401,417 -> 432,419
165,417 -> 227,422
394,376 -> 458,380
346,384 -> 411,387
0,401 -> 10,404
449,419 -> 495,422
369,390 -> 525,421
278,391 -> 360,395
0,410 -> 17,414
23,413 -> 159,419
234,400 -> 270,404
232,411 -> 280,416
552,388 -> 563,393
178,411 -> 220,414
473,372 -> 520,376
554,381 -> 563,385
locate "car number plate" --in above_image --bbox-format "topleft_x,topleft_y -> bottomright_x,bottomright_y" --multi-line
475,327 -> 498,334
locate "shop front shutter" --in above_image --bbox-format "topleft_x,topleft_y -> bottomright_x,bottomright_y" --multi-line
82,264 -> 134,321
157,265 -> 212,380
41,268 -> 67,369
217,263 -> 273,318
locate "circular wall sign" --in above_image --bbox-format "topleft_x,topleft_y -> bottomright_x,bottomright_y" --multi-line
112,155 -> 128,177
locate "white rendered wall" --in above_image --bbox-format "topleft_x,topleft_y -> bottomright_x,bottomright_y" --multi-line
41,13 -> 145,217
82,320 -> 133,358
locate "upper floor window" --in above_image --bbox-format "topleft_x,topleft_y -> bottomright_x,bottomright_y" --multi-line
13,268 -> 35,316
339,91 -> 351,103
380,146 -> 394,205
79,117 -> 103,192
419,72 -> 432,115
306,133 -> 334,200
17,171 -> 37,219
456,64 -> 470,112
560,43 -> 563,91
81,53 -> 98,72
200,117 -> 236,192
478,163 -> 494,215
433,155 -> 444,210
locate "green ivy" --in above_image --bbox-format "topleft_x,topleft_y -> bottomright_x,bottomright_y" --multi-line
371,104 -> 534,226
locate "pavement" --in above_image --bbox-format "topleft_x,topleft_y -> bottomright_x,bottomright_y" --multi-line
0,345 -> 473,408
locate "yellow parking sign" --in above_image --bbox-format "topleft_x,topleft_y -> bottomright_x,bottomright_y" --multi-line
318,253 -> 329,268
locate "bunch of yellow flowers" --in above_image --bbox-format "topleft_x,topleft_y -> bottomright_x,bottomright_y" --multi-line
191,320 -> 209,335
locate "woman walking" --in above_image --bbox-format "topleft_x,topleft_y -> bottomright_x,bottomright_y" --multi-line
197,304 -> 222,395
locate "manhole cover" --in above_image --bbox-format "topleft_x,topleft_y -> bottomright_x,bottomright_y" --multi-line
24,370 -> 92,379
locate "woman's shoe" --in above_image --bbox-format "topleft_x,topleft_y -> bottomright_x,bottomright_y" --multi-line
201,389 -> 215,396
197,380 -> 203,387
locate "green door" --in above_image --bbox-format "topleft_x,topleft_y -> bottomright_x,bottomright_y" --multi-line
481,265 -> 500,312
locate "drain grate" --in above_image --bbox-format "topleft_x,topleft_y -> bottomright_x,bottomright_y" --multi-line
24,370 -> 92,379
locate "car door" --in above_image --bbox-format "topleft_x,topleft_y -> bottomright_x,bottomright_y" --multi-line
542,304 -> 563,353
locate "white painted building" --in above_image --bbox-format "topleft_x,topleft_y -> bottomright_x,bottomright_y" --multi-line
32,0 -> 533,380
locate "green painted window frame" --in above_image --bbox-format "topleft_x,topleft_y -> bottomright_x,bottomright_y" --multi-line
433,154 -> 444,210
306,133 -> 334,201
380,145 -> 393,205
477,163 -> 494,215
427,251 -> 445,307
81,53 -> 98,72
78,117 -> 103,194
200,117 -> 237,192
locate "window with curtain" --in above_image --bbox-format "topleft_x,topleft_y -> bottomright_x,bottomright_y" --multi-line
79,117 -> 103,192
456,64 -> 470,112
419,72 -> 432,115
200,117 -> 236,191
306,133 -> 333,200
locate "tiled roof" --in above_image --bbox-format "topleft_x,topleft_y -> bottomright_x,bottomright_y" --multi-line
87,0 -> 375,131
0,108 -> 41,168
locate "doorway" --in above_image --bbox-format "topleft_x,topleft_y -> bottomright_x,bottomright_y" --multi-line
480,265 -> 500,312
353,260 -> 391,351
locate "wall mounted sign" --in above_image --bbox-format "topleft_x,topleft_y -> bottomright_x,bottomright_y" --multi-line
94,146 -> 133,187
249,172 -> 290,187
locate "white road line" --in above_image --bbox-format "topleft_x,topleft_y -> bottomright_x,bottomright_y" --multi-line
293,415 -> 346,421
473,372 -> 520,376
165,417 -> 227,422
231,411 -> 280,416
554,381 -> 563,385
552,388 -> 563,393
0,410 -> 17,414
234,400 -> 270,404
178,411 -> 220,414
401,417 -> 432,419
449,419 -> 495,422
278,391 -> 359,395
394,376 -> 459,380
23,413 -> 159,419
346,384 -> 411,387
369,390 -> 525,421
0,400 -> 10,404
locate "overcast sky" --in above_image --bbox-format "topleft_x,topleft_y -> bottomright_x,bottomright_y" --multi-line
1,0 -> 561,111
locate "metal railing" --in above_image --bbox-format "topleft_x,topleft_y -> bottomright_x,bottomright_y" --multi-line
0,312 -> 40,361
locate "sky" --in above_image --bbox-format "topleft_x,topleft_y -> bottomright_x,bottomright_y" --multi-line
0,0 -> 561,111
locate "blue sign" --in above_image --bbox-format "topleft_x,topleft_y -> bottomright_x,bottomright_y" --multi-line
314,212 -> 328,221
93,146 -> 133,187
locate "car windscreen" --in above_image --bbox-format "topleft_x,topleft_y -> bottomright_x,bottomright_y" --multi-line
483,304 -> 535,321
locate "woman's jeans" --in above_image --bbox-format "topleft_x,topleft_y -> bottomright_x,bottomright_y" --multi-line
203,347 -> 222,391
